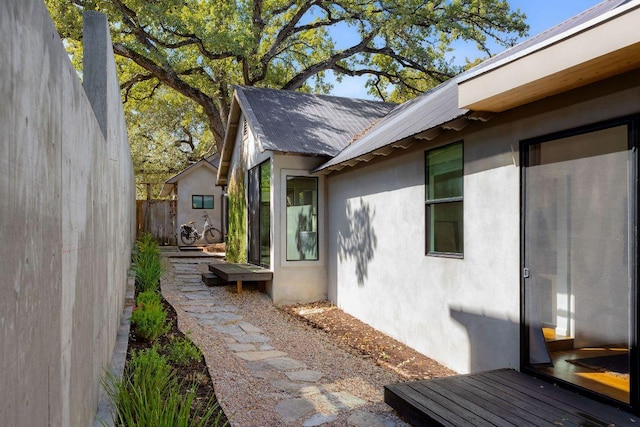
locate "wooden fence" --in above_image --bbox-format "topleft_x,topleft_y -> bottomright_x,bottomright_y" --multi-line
136,200 -> 177,245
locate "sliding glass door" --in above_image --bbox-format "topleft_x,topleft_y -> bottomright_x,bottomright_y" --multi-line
522,117 -> 637,407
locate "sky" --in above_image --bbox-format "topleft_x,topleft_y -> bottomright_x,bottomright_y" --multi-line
328,0 -> 604,99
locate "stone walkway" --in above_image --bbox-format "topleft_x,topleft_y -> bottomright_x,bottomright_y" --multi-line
161,253 -> 408,427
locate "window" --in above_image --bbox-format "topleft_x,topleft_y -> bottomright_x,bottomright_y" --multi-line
248,161 -> 271,267
426,141 -> 463,256
192,195 -> 214,209
286,176 -> 318,261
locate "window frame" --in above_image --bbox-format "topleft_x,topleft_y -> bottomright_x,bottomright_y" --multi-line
425,141 -> 464,258
192,194 -> 214,210
285,175 -> 319,262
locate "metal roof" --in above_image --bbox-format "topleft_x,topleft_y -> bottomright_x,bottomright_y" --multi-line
235,86 -> 395,157
316,0 -> 631,173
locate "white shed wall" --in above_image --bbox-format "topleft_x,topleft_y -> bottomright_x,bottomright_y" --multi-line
175,165 -> 223,241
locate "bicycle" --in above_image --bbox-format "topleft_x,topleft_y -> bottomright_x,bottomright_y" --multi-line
179,211 -> 222,245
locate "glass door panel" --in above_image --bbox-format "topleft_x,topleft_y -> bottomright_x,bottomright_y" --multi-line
524,124 -> 633,404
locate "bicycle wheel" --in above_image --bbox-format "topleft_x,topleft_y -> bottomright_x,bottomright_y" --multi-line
180,231 -> 197,245
204,227 -> 222,244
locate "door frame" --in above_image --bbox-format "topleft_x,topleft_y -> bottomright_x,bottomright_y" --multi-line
519,114 -> 640,412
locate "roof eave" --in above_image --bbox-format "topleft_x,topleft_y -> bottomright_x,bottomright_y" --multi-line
217,89 -> 243,186
314,111 -> 493,174
458,0 -> 640,112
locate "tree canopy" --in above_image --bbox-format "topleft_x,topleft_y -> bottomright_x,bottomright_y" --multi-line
46,0 -> 527,195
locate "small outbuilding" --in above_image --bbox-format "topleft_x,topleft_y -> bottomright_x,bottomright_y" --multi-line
161,153 -> 224,244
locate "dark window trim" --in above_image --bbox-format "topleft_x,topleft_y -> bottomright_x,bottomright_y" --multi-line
519,114 -> 640,413
248,160 -> 271,268
192,194 -> 214,209
425,140 -> 464,258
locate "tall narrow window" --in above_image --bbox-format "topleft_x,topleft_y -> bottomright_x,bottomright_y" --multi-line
248,161 -> 271,267
426,141 -> 463,256
286,176 -> 318,261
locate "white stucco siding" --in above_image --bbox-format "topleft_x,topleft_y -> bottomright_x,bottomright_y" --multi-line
327,71 -> 640,375
175,166 -> 223,240
327,142 -> 520,374
272,154 -> 327,305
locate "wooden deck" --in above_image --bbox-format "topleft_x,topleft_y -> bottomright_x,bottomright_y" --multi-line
208,262 -> 272,294
385,369 -> 637,427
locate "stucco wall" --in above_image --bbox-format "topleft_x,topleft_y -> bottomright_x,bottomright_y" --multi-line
0,3 -> 135,426
176,165 -> 223,242
272,154 -> 327,305
327,71 -> 640,374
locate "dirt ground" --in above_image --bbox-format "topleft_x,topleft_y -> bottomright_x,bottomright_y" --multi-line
281,301 -> 456,380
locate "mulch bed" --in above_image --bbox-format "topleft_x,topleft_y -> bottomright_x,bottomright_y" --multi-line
126,297 -> 229,426
281,301 -> 456,380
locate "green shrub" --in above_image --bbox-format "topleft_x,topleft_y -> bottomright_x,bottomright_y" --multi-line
103,346 -> 226,427
226,173 -> 247,263
133,234 -> 163,293
136,290 -> 161,307
131,299 -> 169,343
134,251 -> 163,293
166,336 -> 202,367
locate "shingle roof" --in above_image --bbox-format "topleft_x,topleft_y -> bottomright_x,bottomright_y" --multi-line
316,0 -> 630,172
235,86 -> 395,157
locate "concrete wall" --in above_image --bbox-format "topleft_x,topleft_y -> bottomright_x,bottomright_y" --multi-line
0,2 -> 135,426
327,70 -> 640,374
175,165 -> 223,241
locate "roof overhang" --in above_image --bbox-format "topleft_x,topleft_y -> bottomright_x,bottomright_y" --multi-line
217,90 -> 242,186
458,0 -> 640,112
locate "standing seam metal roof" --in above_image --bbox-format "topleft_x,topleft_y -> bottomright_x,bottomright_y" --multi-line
235,86 -> 395,157
316,0 -> 630,172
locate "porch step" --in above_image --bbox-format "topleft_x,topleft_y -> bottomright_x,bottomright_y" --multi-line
201,272 -> 226,287
543,328 -> 574,352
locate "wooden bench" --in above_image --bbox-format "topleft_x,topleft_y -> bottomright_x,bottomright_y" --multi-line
208,262 -> 273,294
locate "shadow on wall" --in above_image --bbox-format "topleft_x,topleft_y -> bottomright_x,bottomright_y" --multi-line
450,306 -> 519,373
337,198 -> 377,286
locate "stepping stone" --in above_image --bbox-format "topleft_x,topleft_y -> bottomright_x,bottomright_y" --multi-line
198,313 -> 243,325
308,391 -> 366,412
235,333 -> 271,343
211,324 -> 246,336
228,343 -> 256,352
214,305 -> 239,312
272,380 -> 308,394
258,343 -> 275,351
235,350 -> 287,361
275,398 -> 315,423
347,411 -> 406,427
184,292 -> 212,300
303,413 -> 338,427
183,305 -> 216,313
238,322 -> 263,334
178,285 -> 205,292
285,370 -> 324,382
265,357 -> 306,371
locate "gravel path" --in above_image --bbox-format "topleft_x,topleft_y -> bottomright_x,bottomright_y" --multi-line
160,254 -> 409,427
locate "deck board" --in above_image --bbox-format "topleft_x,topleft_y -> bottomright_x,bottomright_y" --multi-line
385,369 -> 638,427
